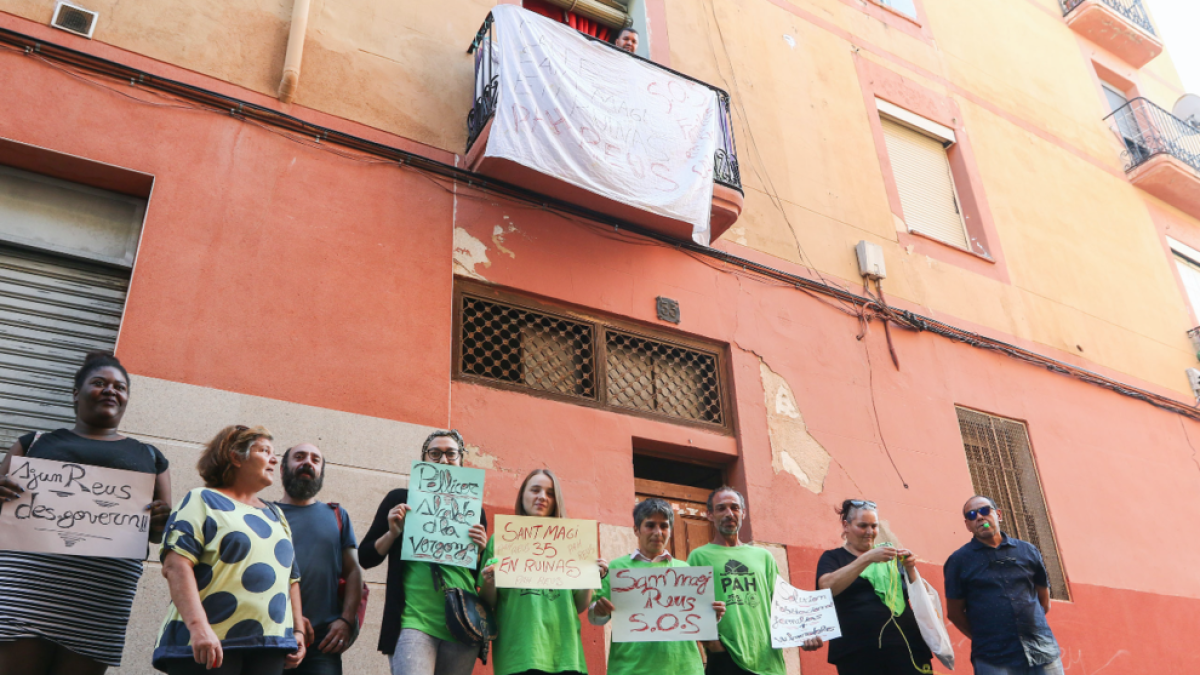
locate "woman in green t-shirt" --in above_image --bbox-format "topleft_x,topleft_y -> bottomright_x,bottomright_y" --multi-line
478,469 -> 607,675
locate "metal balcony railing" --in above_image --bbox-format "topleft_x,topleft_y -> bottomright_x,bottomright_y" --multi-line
1060,0 -> 1156,37
466,13 -> 742,193
1105,98 -> 1200,173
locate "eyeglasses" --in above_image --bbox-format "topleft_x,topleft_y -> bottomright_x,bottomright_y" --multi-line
425,450 -> 461,461
848,499 -> 876,509
964,505 -> 994,521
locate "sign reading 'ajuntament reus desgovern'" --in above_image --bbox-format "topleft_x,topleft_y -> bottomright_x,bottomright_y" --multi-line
0,456 -> 154,559
494,515 -> 601,590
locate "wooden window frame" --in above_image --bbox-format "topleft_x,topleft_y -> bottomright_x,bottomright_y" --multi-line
453,279 -> 735,434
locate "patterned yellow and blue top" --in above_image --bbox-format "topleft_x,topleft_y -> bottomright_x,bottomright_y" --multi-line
152,488 -> 301,670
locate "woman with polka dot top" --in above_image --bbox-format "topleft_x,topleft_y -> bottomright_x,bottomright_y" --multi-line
152,426 -> 306,675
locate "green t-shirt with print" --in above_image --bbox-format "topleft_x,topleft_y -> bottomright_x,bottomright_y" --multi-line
687,543 -> 785,675
479,536 -> 588,675
400,560 -> 478,643
597,555 -> 705,675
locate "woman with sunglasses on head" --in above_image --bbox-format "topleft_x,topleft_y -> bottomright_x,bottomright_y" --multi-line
359,430 -> 489,675
815,499 -> 932,675
477,468 -> 607,675
0,351 -> 172,675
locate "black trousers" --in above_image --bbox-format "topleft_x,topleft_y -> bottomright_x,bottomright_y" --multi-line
162,650 -> 286,675
705,651 -> 755,675
834,646 -> 933,675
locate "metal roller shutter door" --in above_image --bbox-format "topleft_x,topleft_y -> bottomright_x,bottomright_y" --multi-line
0,245 -> 129,451
881,118 -> 970,249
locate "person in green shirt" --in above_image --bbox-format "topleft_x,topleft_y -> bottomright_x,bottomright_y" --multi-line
589,498 -> 726,675
686,487 -> 822,675
478,468 -> 608,675
358,430 -> 489,675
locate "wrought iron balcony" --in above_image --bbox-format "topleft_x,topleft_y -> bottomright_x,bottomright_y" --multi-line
1059,0 -> 1161,68
467,14 -> 742,194
1106,98 -> 1200,218
1061,0 -> 1154,36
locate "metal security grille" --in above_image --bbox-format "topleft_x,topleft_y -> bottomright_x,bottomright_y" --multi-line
956,408 -> 1070,600
0,246 -> 129,451
605,331 -> 723,424
457,291 -> 727,428
460,295 -> 595,398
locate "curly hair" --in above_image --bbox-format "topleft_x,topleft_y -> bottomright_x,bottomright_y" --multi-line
196,425 -> 273,488
73,351 -> 129,390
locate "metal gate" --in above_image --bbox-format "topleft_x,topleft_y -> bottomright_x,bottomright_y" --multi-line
0,245 -> 130,451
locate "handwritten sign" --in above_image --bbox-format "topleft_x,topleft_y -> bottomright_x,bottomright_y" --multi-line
770,576 -> 842,647
401,461 -> 485,568
610,565 -> 718,642
0,456 -> 154,558
493,515 -> 600,589
486,5 -> 720,244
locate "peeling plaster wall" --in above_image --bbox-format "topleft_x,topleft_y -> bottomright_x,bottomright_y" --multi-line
759,359 -> 831,494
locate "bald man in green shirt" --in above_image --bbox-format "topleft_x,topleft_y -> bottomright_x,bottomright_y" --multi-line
589,498 -> 726,675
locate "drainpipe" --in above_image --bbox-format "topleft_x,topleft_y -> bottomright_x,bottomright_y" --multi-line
278,0 -> 312,104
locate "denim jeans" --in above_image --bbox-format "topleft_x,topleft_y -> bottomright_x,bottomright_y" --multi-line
973,657 -> 1065,675
389,629 -> 477,675
291,651 -> 342,675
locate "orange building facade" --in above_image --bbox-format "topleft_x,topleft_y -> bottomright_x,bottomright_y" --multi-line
2,0 -> 1200,674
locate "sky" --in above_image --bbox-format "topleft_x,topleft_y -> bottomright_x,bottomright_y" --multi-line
1147,0 -> 1200,95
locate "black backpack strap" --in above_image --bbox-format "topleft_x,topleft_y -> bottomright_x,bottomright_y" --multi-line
430,562 -> 448,594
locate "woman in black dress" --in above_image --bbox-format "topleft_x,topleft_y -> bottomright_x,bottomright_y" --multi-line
815,499 -> 933,675
0,351 -> 173,675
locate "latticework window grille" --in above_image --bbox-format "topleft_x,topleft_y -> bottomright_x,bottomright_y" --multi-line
460,296 -> 595,398
605,331 -> 723,424
955,408 -> 1070,600
458,293 -> 726,427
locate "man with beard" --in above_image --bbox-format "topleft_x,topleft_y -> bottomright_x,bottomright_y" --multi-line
588,498 -> 726,675
687,487 -> 820,675
277,443 -> 365,675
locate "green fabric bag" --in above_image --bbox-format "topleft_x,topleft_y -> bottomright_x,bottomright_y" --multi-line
859,544 -> 905,617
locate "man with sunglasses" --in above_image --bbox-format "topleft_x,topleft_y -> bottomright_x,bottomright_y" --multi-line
944,496 -> 1062,675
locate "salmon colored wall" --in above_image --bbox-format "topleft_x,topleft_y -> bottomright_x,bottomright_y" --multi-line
0,22 -> 456,428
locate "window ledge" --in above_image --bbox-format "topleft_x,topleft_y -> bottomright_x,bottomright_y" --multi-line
868,0 -> 922,27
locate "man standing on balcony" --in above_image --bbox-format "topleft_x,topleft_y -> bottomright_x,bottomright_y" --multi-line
944,495 -> 1063,675
613,27 -> 638,54
687,487 -> 821,675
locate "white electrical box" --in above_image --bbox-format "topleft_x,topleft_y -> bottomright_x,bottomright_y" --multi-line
856,240 -> 887,280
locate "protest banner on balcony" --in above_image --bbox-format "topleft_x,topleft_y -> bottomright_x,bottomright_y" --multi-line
484,5 -> 719,245
0,456 -> 155,558
401,461 -> 486,568
493,514 -> 601,589
610,565 -> 719,642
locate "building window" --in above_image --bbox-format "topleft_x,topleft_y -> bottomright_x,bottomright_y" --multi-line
878,101 -> 970,250
955,408 -> 1070,601
456,286 -> 728,429
1168,238 -> 1200,323
874,0 -> 917,19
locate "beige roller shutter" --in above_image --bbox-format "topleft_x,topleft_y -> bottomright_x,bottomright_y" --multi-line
0,245 -> 129,451
881,118 -> 969,249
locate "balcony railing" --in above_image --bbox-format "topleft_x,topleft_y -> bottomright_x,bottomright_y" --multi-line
1061,0 -> 1155,37
1105,98 -> 1200,173
466,13 -> 742,194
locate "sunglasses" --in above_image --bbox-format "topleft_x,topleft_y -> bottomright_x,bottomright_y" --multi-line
964,505 -> 994,521
848,499 -> 876,509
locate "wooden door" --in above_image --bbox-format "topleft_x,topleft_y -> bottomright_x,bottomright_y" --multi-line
634,478 -> 713,561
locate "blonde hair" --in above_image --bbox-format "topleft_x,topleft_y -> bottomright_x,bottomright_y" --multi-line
515,468 -> 567,518
196,425 -> 273,488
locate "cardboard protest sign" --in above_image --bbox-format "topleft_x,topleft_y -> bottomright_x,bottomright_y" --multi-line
0,456 -> 155,558
401,461 -> 485,568
770,576 -> 842,647
493,515 -> 600,589
610,565 -> 718,642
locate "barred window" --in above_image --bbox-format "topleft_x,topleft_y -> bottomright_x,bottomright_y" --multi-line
457,290 -> 727,429
955,407 -> 1070,600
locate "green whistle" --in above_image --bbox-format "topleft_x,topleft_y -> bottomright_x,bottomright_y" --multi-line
982,522 -> 991,529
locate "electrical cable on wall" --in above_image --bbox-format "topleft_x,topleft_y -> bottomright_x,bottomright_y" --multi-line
4,28 -> 1200,428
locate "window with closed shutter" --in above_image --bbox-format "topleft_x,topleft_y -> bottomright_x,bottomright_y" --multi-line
881,118 -> 969,249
